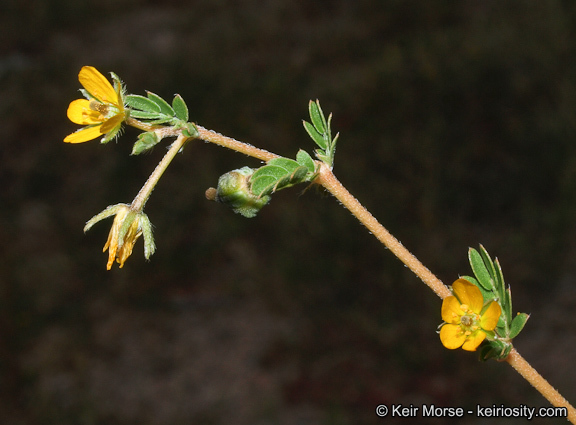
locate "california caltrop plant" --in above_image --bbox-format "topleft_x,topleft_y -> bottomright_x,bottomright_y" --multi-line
64,66 -> 575,422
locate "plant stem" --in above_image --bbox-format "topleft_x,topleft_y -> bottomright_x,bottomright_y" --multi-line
196,125 -> 279,162
316,164 -> 452,299
131,133 -> 188,211
507,348 -> 576,423
138,126 -> 574,419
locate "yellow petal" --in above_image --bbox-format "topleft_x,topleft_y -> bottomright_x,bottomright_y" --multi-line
439,324 -> 466,349
461,330 -> 486,351
441,296 -> 464,323
67,99 -> 101,125
99,113 -> 125,133
480,301 -> 502,331
63,125 -> 103,143
78,66 -> 118,105
452,279 -> 484,314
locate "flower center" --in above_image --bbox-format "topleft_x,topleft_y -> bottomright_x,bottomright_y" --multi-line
458,303 -> 481,332
461,315 -> 474,326
89,100 -> 110,119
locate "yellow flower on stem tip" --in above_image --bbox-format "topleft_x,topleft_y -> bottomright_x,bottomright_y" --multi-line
64,66 -> 126,144
84,204 -> 155,270
439,278 -> 501,352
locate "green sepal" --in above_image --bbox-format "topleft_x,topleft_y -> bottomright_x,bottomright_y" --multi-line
139,212 -> 156,260
125,94 -> 161,113
172,94 -> 189,121
182,122 -> 198,138
79,88 -> 91,101
84,203 -> 128,233
479,339 -> 512,362
100,124 -> 122,144
146,91 -> 175,116
468,247 -> 494,291
509,313 -> 530,339
132,131 -> 160,155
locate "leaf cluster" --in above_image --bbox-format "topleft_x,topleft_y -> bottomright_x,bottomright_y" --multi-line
302,100 -> 339,168
462,245 -> 529,361
126,92 -> 198,154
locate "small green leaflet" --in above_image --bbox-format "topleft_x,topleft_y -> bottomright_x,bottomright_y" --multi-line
302,99 -> 339,168
250,150 -> 317,198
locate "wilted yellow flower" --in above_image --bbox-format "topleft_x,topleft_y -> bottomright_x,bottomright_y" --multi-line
84,204 -> 155,270
64,66 -> 126,144
439,278 -> 501,351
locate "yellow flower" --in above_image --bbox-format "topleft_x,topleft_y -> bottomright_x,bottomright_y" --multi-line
64,66 -> 126,144
84,204 -> 155,270
439,278 -> 501,351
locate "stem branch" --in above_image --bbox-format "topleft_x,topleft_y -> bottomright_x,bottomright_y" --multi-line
131,133 -> 188,211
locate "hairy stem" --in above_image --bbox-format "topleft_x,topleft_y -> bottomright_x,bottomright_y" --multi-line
196,125 -> 279,162
316,163 -> 452,299
507,348 -> 576,423
133,125 -> 573,419
131,133 -> 189,211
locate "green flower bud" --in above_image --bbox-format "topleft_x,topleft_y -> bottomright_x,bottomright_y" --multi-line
208,167 -> 270,218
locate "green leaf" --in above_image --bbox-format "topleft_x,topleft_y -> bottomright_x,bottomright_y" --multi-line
479,245 -> 498,283
509,313 -> 530,339
309,99 -> 327,133
250,165 -> 288,197
132,131 -> 160,155
250,160 -> 311,198
250,174 -> 278,197
172,94 -> 189,121
268,157 -> 301,173
272,166 -> 308,191
468,248 -> 494,291
128,110 -> 164,120
146,91 -> 175,116
502,286 -> 513,329
303,120 -> 327,149
494,258 -> 508,308
296,149 -> 316,173
126,94 -> 161,112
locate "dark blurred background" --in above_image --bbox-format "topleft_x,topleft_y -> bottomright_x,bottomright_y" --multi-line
2,0 -> 576,424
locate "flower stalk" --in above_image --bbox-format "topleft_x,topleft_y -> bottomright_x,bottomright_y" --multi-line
131,132 -> 190,212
